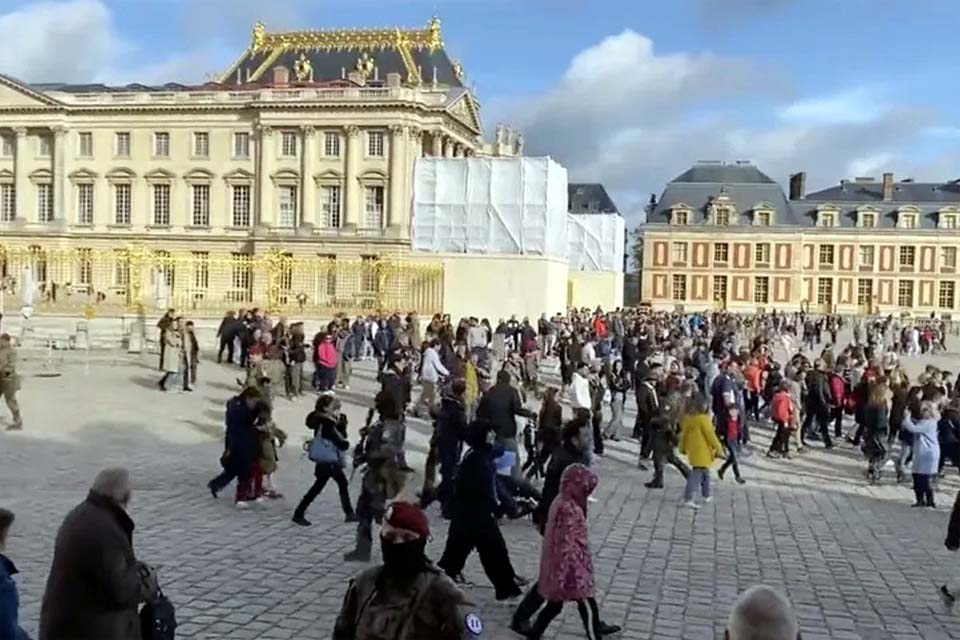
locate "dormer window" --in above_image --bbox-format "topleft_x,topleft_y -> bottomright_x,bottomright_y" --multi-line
898,213 -> 917,229
940,211 -> 959,230
670,205 -> 691,225
707,195 -> 735,226
752,202 -> 774,226
859,212 -> 876,228
817,211 -> 837,228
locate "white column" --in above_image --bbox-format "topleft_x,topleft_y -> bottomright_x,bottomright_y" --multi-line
431,130 -> 443,157
300,125 -> 316,227
400,127 -> 422,236
444,139 -> 455,158
454,143 -> 464,158
13,128 -> 26,220
256,125 -> 274,226
344,125 -> 361,229
52,126 -> 66,222
388,125 -> 405,231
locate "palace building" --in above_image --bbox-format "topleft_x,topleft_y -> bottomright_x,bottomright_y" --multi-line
642,161 -> 960,315
0,18 -> 520,318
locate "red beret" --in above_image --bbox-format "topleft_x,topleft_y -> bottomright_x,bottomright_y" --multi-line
385,501 -> 429,539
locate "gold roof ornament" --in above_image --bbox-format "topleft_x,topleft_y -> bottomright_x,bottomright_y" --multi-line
427,16 -> 443,50
249,17 -> 444,54
293,52 -> 313,81
252,21 -> 266,51
226,17 -> 445,86
355,52 -> 375,81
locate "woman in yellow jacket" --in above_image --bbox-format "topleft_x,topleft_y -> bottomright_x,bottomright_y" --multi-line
678,393 -> 724,509
464,356 -> 479,422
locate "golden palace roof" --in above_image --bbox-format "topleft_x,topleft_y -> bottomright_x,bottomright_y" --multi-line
220,17 -> 464,88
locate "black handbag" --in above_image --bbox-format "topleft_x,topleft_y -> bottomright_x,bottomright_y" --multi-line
140,587 -> 177,640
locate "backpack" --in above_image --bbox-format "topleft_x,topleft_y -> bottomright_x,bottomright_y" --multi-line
140,588 -> 177,640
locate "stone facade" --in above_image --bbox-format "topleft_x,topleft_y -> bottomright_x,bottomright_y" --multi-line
642,162 -> 960,316
0,19 -> 492,316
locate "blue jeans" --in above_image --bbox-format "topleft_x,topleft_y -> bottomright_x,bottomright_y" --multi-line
683,467 -> 711,501
719,437 -> 742,480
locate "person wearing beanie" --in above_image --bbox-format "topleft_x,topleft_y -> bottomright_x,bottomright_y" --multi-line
334,501 -> 483,639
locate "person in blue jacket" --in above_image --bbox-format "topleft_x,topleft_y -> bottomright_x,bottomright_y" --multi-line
0,508 -> 30,640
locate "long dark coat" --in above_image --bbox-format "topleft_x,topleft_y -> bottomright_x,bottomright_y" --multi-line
224,396 -> 258,474
39,492 -> 153,640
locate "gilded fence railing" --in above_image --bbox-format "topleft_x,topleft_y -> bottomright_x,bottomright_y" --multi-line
0,245 -> 444,317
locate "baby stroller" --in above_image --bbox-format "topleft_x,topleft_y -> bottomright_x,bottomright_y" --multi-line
494,446 -> 541,520
862,433 -> 886,484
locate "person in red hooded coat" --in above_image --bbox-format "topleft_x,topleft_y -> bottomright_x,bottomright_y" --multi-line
525,464 -> 620,639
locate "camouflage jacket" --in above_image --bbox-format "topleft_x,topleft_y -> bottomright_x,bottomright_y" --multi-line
333,563 -> 484,640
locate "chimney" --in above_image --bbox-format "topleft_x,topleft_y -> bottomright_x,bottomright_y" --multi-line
882,172 -> 894,201
385,72 -> 401,88
272,65 -> 290,86
789,172 -> 806,200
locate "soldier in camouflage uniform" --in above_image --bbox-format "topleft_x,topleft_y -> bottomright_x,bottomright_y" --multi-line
334,502 -> 484,640
344,390 -> 406,562
644,385 -> 692,488
0,334 -> 22,431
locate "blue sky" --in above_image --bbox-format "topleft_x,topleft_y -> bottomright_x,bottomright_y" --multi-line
3,0 -> 960,226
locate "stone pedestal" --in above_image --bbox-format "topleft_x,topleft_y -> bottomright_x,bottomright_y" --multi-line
128,312 -> 146,354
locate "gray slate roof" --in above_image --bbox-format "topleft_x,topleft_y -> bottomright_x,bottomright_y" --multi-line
569,183 -> 619,215
671,163 -> 776,185
649,162 -> 799,226
224,48 -> 462,88
797,180 -> 960,230
647,163 -> 960,230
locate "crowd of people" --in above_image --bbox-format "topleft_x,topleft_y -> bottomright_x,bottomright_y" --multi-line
4,306 -> 960,639
188,304 -> 960,638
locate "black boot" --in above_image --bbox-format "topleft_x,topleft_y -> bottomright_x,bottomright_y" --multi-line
597,621 -> 622,636
344,530 -> 372,562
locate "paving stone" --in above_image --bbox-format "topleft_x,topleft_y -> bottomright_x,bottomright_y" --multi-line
2,333 -> 959,638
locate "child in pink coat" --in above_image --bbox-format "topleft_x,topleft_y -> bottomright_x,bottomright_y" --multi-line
526,464 -> 621,639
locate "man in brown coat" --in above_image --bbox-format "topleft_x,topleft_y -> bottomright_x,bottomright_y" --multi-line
39,468 -> 158,640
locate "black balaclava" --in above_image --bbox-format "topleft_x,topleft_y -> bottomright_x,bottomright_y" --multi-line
380,538 -> 427,580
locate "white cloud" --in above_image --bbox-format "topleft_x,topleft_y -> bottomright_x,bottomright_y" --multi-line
777,86 -> 887,124
498,31 -> 952,229
0,0 -> 124,82
0,0 -> 259,85
846,153 -> 896,178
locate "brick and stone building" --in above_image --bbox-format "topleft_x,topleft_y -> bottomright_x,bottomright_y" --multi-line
642,161 -> 960,315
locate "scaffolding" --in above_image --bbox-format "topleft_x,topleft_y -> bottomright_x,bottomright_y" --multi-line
0,245 -> 444,317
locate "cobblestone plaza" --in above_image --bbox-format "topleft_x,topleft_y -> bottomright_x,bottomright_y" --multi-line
2,339 -> 960,639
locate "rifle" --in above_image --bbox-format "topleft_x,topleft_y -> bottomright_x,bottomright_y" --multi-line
350,423 -> 370,482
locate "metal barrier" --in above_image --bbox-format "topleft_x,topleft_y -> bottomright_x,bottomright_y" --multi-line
0,245 -> 444,317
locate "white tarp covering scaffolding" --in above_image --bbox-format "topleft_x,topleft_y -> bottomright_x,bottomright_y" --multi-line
566,213 -> 625,272
412,157 -> 569,257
